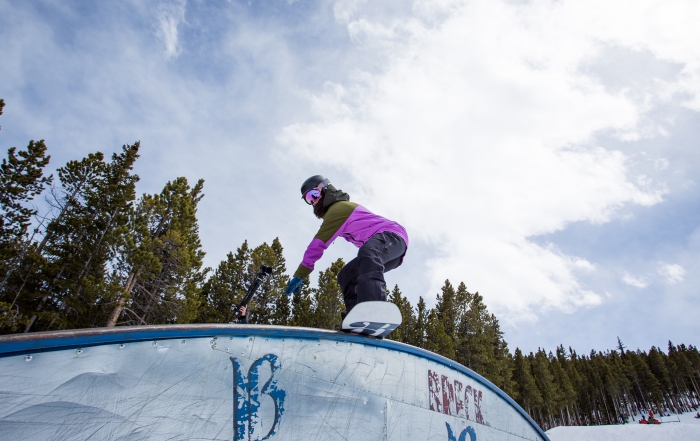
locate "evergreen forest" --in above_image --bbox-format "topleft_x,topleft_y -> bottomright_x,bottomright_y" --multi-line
1,99 -> 699,430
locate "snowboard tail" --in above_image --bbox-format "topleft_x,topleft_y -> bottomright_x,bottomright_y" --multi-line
341,301 -> 402,339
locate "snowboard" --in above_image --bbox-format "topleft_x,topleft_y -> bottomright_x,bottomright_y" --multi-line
341,301 -> 402,339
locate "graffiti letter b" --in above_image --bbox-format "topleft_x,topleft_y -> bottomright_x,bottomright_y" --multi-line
231,354 -> 286,440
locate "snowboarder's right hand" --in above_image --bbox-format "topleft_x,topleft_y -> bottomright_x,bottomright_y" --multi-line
285,277 -> 303,296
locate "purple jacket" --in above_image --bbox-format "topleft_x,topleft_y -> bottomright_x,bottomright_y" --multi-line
293,202 -> 408,278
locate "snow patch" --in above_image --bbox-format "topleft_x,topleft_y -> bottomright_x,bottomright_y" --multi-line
547,411 -> 700,441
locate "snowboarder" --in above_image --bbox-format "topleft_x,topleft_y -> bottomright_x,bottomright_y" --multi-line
285,175 -> 408,315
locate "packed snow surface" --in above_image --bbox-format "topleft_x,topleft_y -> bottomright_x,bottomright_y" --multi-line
546,412 -> 700,441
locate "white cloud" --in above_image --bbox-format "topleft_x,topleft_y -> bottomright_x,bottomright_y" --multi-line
658,263 -> 686,284
278,0 -> 700,324
654,158 -> 669,170
622,272 -> 649,288
334,0 -> 367,23
156,0 -> 187,59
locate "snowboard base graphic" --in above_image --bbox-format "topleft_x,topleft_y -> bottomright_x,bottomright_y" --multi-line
341,301 -> 402,339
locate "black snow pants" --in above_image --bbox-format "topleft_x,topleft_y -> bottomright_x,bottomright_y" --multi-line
337,231 -> 407,313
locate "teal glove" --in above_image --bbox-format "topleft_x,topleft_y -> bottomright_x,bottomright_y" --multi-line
285,277 -> 303,296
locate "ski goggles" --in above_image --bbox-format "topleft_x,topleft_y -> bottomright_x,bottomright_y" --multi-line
302,188 -> 322,205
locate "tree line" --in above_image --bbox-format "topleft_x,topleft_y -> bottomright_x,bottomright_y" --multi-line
1,99 -> 698,429
509,339 -> 700,430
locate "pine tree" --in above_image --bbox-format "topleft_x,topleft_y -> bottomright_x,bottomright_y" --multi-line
196,238 -> 289,325
435,279 -> 457,340
591,352 -> 617,424
408,296 -> 428,348
683,344 -> 700,389
65,144 -> 140,328
632,349 -> 664,413
269,238 -> 291,325
244,238 -> 289,325
197,242 -> 252,323
0,137 -> 52,331
513,348 -> 544,418
424,308 -> 455,358
551,346 -> 577,425
622,350 -> 648,414
289,276 -> 314,327
605,350 -> 634,422
0,141 -> 52,265
617,337 -> 627,355
485,313 -> 515,396
9,144 -> 140,332
669,342 -> 700,409
455,282 -> 472,323
531,349 -> 562,429
647,346 -> 674,410
36,151 -> 109,330
434,280 -> 514,390
455,291 -> 493,375
388,284 -> 415,343
106,177 -> 204,326
312,258 -> 345,330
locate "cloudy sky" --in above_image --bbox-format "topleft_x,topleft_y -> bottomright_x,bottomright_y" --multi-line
1,0 -> 699,355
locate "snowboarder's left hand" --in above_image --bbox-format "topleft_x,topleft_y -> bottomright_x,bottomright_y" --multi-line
285,277 -> 303,296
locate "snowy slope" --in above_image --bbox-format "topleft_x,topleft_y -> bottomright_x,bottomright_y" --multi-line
546,412 -> 700,441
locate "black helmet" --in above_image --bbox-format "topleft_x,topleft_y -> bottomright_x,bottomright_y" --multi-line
300,175 -> 329,197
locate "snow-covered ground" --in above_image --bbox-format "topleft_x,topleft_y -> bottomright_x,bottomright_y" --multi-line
546,411 -> 700,441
